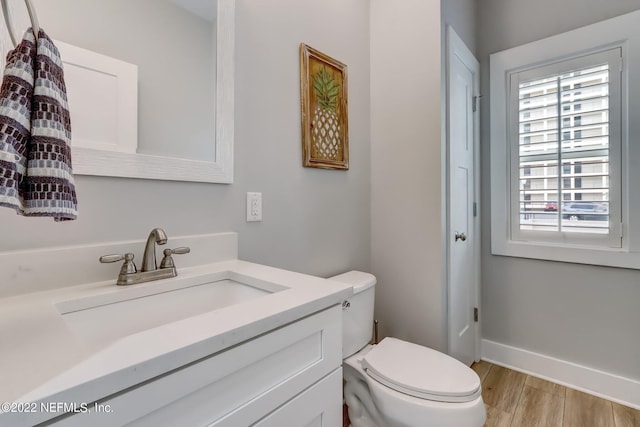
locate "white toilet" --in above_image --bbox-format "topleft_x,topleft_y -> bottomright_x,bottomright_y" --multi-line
330,271 -> 486,427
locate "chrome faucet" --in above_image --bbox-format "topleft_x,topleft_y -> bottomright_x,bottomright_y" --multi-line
141,227 -> 168,271
100,228 -> 190,286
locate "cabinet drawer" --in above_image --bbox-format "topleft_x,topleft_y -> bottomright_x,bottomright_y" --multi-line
52,305 -> 342,426
252,368 -> 342,427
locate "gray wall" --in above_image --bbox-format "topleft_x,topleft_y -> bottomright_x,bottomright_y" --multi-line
0,0 -> 370,280
369,0 -> 475,354
478,0 -> 640,380
442,0 -> 476,56
371,0 -> 446,351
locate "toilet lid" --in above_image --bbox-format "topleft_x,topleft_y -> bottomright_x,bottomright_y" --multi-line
362,337 -> 482,403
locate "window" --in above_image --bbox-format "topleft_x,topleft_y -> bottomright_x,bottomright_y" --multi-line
574,115 -> 582,126
488,10 -> 640,269
511,52 -> 619,243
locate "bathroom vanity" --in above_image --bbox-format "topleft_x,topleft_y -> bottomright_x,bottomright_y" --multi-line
0,232 -> 351,426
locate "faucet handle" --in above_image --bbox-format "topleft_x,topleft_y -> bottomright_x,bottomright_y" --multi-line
170,247 -> 191,255
160,247 -> 190,269
100,252 -> 137,274
100,253 -> 126,263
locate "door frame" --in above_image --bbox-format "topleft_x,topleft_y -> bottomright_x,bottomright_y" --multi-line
445,25 -> 481,363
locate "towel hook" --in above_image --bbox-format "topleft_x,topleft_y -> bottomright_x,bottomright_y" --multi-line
1,0 -> 40,47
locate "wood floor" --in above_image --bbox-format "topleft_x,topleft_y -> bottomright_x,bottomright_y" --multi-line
472,361 -> 640,427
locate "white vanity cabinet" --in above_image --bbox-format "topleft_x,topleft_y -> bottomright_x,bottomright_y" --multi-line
52,305 -> 342,427
0,234 -> 353,426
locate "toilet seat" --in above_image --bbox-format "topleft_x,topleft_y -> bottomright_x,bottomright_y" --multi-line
361,337 -> 482,403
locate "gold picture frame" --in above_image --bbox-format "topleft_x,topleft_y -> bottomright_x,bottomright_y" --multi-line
300,44 -> 349,170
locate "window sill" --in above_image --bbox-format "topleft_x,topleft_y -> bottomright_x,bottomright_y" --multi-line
491,239 -> 640,269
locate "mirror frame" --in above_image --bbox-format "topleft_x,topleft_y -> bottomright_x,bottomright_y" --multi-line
72,0 -> 235,183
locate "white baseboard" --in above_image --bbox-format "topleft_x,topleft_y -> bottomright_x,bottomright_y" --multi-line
481,339 -> 640,410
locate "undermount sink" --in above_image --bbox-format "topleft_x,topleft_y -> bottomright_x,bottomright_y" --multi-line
56,273 -> 283,345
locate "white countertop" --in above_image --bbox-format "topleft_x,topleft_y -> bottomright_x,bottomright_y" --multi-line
0,259 -> 352,424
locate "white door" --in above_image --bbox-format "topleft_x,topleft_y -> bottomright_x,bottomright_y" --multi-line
447,26 -> 480,366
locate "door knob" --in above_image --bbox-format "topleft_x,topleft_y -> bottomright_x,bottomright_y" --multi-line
455,232 -> 467,242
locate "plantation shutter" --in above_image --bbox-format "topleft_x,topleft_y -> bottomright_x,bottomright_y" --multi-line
508,48 -> 622,247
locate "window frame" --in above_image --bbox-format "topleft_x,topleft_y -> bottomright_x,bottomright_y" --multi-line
489,10 -> 640,269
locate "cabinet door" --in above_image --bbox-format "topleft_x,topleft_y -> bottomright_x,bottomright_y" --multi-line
48,305 -> 342,426
252,369 -> 342,427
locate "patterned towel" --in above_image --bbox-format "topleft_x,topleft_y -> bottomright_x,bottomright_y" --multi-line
0,28 -> 77,221
0,30 -> 34,216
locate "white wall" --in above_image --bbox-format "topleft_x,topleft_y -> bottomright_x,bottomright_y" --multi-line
0,0 -> 370,281
478,0 -> 640,381
370,0 -> 446,351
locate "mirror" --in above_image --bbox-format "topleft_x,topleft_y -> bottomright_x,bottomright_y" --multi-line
5,0 -> 234,183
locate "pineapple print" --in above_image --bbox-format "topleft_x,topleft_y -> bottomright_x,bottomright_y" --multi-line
311,66 -> 342,161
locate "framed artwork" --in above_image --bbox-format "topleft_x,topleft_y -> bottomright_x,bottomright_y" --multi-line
300,44 -> 348,170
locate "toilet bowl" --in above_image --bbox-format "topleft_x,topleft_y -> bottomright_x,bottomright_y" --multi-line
330,271 -> 486,427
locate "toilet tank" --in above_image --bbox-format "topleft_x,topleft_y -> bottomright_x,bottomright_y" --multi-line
329,271 -> 376,359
